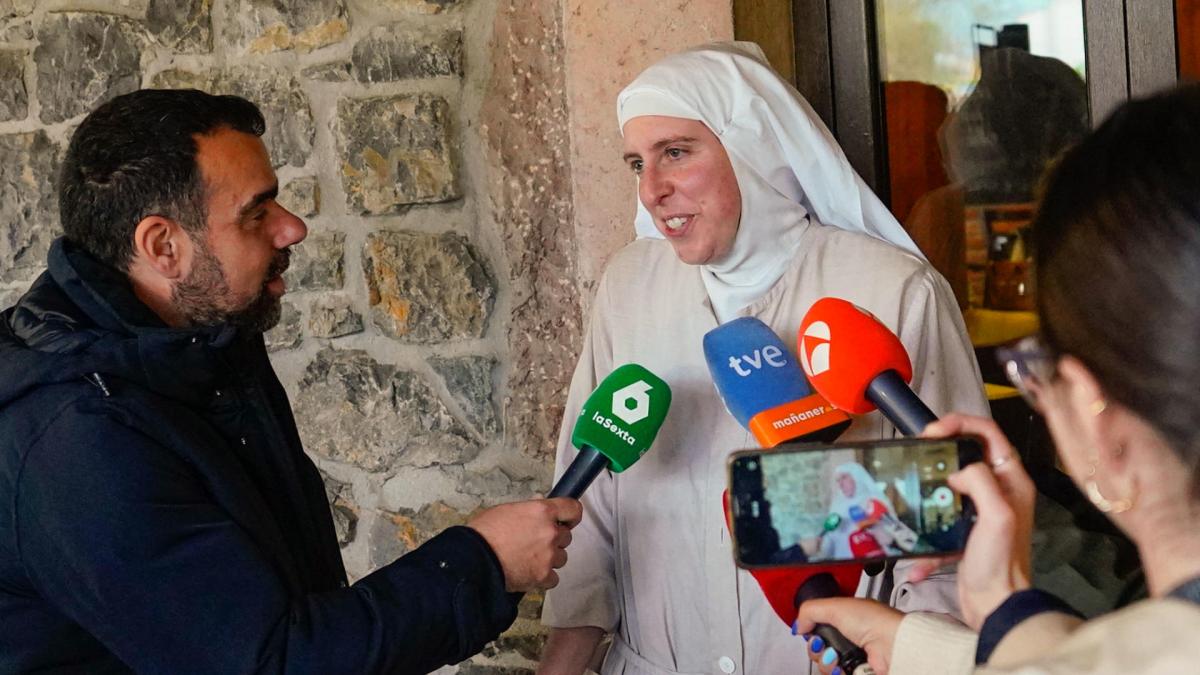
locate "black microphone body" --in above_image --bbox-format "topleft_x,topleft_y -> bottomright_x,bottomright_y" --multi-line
548,446 -> 609,499
795,574 -> 873,674
865,369 -> 938,437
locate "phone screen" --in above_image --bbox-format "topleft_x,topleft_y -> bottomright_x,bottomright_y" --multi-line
728,437 -> 981,568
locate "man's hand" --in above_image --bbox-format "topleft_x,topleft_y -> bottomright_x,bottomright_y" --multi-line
468,498 -> 583,593
794,598 -> 904,675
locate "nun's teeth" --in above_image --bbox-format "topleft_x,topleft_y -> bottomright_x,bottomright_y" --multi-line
665,217 -> 687,230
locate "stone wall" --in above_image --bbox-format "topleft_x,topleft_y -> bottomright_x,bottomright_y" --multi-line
0,0 -> 736,670
0,0 -> 581,671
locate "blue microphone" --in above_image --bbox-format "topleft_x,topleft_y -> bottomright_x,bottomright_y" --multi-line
703,317 -> 850,447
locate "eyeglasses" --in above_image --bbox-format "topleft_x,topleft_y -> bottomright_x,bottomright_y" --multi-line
996,335 -> 1056,410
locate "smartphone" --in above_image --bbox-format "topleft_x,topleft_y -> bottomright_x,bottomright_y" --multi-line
727,436 -> 983,568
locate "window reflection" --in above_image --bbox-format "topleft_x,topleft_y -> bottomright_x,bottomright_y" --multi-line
876,0 -> 1087,344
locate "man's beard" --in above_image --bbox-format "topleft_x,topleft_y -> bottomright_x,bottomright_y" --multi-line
171,240 -> 290,333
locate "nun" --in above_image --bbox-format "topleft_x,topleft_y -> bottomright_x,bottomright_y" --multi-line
539,42 -> 988,675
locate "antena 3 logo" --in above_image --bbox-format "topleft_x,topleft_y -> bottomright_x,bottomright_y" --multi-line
800,321 -> 832,378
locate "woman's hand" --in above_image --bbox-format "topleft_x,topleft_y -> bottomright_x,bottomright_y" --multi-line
794,598 -> 904,675
914,414 -> 1037,630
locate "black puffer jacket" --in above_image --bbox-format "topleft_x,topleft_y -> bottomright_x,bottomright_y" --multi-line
0,239 -> 518,674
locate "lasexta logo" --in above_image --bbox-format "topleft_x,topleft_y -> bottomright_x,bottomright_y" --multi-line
611,380 -> 652,425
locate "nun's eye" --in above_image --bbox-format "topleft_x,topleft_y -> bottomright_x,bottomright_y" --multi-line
629,159 -> 644,174
665,147 -> 685,159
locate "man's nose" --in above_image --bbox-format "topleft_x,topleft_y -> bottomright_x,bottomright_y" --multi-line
273,206 -> 307,248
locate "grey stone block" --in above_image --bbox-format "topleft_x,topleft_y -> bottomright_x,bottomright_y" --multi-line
285,232 -> 344,291
0,0 -> 35,18
146,0 -> 212,53
0,50 -> 27,121
430,355 -> 500,435
293,347 -> 479,472
363,231 -> 494,344
1,287 -> 22,310
320,472 -> 358,547
264,301 -> 301,352
301,60 -> 352,82
351,27 -> 462,83
228,0 -> 349,54
0,19 -> 33,43
308,295 -> 363,338
36,13 -> 143,124
460,466 -> 511,499
336,94 -> 458,214
0,131 -> 59,283
279,176 -> 319,217
375,0 -> 460,14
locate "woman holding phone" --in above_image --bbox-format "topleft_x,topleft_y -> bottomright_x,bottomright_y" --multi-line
796,84 -> 1200,675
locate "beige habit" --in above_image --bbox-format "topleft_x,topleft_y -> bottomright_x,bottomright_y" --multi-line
543,226 -> 989,674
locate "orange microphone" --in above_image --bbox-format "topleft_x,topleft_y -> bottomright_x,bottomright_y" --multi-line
798,297 -> 937,436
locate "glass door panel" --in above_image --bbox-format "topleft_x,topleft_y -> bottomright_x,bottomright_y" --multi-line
874,0 -> 1088,346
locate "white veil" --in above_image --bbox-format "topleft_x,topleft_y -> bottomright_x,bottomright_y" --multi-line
617,42 -> 922,322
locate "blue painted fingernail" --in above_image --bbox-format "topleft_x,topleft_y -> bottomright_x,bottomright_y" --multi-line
791,619 -> 799,636
833,668 -> 843,675
822,648 -> 837,666
810,637 -> 824,653
802,632 -> 813,641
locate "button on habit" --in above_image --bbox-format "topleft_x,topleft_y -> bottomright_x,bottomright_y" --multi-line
718,656 -> 736,673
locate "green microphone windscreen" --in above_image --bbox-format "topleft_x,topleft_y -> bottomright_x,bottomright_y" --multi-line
571,363 -> 671,473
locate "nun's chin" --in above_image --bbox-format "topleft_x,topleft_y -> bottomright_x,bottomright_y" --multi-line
669,240 -> 719,266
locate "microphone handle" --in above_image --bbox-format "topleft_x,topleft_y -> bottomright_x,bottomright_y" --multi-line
865,370 -> 938,437
795,574 -> 874,675
547,445 -> 609,498
813,625 -> 872,675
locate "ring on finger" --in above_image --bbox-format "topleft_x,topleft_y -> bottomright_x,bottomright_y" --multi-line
990,455 -> 1013,469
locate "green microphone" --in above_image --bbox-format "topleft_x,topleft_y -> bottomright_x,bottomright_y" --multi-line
548,364 -> 671,498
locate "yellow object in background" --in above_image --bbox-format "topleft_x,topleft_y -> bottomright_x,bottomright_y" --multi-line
985,383 -> 1022,401
965,308 -> 1039,347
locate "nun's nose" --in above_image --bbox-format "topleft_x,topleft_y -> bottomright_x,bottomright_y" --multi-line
639,166 -> 673,205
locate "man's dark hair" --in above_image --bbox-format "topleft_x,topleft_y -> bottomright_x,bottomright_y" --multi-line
59,89 -> 266,270
1034,83 -> 1200,493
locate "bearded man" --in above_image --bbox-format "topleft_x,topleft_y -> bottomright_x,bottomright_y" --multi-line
0,89 -> 580,674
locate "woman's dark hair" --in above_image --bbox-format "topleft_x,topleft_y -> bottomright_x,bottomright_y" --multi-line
1034,83 -> 1200,490
59,89 -> 266,270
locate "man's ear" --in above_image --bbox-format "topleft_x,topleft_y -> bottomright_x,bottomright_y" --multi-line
131,216 -> 192,280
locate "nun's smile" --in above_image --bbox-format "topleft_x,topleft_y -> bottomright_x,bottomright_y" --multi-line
621,115 -> 742,265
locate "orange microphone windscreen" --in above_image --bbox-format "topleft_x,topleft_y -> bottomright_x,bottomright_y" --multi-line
798,297 -> 912,414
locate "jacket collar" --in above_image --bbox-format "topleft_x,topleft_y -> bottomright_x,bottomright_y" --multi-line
7,238 -> 251,406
